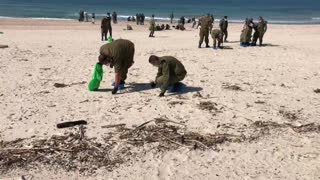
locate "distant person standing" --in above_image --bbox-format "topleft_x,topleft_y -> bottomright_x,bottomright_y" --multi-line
141,13 -> 145,25
136,13 -> 140,25
192,17 -> 197,28
91,13 -> 95,24
180,16 -> 185,25
257,16 -> 267,46
79,10 -> 84,22
198,14 -> 213,48
112,11 -> 117,24
219,16 -> 228,42
211,14 -> 215,24
101,13 -> 112,41
149,14 -> 156,37
170,12 -> 174,24
84,11 -> 89,22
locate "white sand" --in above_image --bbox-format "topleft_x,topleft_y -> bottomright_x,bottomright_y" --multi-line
0,18 -> 320,179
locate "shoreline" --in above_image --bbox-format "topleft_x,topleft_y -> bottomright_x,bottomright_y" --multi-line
1,16 -> 320,25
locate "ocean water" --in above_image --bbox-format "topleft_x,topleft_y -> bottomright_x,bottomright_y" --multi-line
0,0 -> 320,24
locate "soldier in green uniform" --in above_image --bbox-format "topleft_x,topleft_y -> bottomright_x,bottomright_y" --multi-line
240,18 -> 253,47
149,55 -> 187,97
101,13 -> 112,41
211,29 -> 223,49
198,14 -> 213,48
219,16 -> 228,42
149,14 -> 156,37
257,16 -> 267,46
98,39 -> 135,94
170,12 -> 174,24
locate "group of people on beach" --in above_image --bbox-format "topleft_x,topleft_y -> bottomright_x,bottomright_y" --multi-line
78,10 -> 95,24
91,12 -> 268,96
97,39 -> 187,97
240,16 -> 268,47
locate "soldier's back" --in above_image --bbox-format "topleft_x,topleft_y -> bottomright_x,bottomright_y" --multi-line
160,56 -> 187,75
101,17 -> 108,27
200,16 -> 211,29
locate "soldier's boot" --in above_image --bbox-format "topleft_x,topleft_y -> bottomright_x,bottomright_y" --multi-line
205,44 -> 210,48
198,43 -> 202,48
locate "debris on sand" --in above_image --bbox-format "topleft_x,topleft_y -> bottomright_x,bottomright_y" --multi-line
53,83 -> 68,88
198,101 -> 223,114
252,121 -> 320,133
222,83 -> 243,91
54,81 -> 86,88
168,101 -> 184,106
57,120 -> 87,129
40,68 -> 51,71
18,59 -> 29,62
0,45 -> 9,49
254,100 -> 265,104
1,118 -> 319,175
314,89 -> 320,93
0,119 -> 241,174
279,109 -> 299,121
192,92 -> 203,98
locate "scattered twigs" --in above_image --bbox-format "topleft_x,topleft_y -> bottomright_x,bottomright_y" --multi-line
1,118 -> 319,175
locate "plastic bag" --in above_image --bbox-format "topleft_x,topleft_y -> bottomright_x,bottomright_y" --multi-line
88,63 -> 103,91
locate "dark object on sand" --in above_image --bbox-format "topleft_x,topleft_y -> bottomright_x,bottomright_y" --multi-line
54,83 -> 68,88
314,89 -> 320,93
0,45 -> 9,49
222,83 -> 243,91
57,120 -> 87,129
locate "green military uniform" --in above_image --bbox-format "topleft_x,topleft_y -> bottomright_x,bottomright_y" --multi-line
149,17 -> 156,36
99,39 -> 135,81
219,18 -> 228,42
257,21 -> 267,45
211,29 -> 223,49
155,56 -> 187,94
251,23 -> 259,46
101,16 -> 112,40
199,16 -> 213,47
240,25 -> 253,43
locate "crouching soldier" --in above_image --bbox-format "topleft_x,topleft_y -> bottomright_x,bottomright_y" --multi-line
149,55 -> 187,97
211,29 -> 223,49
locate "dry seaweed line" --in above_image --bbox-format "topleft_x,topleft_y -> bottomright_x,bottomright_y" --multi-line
1,118 -> 319,175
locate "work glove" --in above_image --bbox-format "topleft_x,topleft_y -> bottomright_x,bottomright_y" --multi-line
150,81 -> 156,88
159,92 -> 165,97
111,87 -> 118,94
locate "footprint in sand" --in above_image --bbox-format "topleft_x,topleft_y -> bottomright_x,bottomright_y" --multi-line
157,151 -> 189,180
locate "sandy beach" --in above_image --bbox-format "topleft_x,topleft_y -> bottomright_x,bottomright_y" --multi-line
0,18 -> 320,180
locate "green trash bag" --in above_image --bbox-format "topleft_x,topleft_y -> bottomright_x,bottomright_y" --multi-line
88,63 -> 103,91
108,37 -> 113,43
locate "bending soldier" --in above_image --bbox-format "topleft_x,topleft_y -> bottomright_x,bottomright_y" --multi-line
98,39 -> 135,94
211,29 -> 223,49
